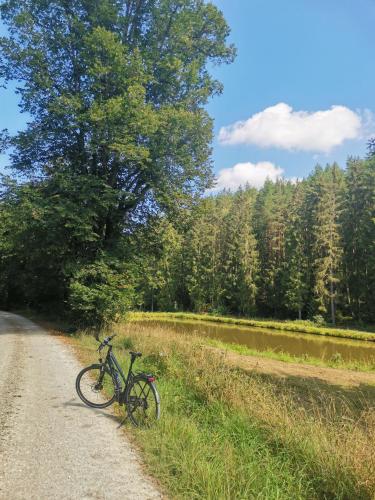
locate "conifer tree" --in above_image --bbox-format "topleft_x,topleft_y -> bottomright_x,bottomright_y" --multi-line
282,181 -> 308,319
219,188 -> 258,315
255,180 -> 292,316
184,195 -> 229,311
343,158 -> 375,321
308,164 -> 344,325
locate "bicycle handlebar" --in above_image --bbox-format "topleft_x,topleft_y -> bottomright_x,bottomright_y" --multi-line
98,334 -> 117,352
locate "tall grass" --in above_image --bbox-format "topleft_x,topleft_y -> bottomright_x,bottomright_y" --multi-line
71,323 -> 375,499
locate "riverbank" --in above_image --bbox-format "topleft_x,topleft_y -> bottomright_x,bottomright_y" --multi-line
206,338 -> 375,373
130,313 -> 375,372
66,322 -> 375,499
129,311 -> 375,342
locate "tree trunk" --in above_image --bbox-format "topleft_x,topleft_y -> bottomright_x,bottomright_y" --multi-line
330,275 -> 336,326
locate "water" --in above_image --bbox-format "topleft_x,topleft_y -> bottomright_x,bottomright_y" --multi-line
135,319 -> 375,364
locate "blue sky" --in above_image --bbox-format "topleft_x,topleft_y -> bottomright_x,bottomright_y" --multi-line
1,0 -> 374,187
208,0 -> 375,188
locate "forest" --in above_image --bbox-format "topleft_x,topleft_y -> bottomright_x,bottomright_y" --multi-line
130,157 -> 375,324
1,156 -> 374,326
0,0 -> 374,327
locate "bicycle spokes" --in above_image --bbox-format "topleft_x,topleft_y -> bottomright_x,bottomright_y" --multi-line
127,380 -> 157,427
77,366 -> 116,407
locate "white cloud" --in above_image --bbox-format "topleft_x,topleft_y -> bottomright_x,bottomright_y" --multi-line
219,103 -> 363,153
210,161 -> 284,192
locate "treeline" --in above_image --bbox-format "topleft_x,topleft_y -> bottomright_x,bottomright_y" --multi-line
133,159 -> 375,324
0,1 -> 374,327
0,158 -> 374,325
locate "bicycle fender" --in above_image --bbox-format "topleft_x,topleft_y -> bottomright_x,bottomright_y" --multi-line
135,372 -> 156,383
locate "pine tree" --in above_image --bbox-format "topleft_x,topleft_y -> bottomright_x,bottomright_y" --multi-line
282,181 -> 308,319
343,158 -> 375,321
308,164 -> 344,325
218,187 -> 258,315
184,195 -> 230,312
255,180 -> 292,316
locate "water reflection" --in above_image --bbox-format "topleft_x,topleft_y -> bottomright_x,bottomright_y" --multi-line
135,319 -> 375,364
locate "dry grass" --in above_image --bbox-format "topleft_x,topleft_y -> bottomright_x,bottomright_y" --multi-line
72,322 -> 375,499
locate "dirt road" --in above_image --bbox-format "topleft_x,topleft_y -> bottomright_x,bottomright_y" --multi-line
217,348 -> 375,387
0,311 -> 162,500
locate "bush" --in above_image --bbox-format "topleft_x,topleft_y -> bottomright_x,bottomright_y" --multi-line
68,260 -> 134,328
312,314 -> 325,326
330,352 -> 343,364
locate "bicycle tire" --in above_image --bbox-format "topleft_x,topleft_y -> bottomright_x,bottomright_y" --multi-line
126,375 -> 160,427
76,364 -> 117,409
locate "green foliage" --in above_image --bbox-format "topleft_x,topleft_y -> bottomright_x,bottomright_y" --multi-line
282,182 -> 308,318
218,188 -> 259,315
0,172 -> 118,310
131,160 -> 374,324
0,2 -> 373,326
311,314 -> 325,327
0,0 -> 234,222
342,157 -> 375,322
308,164 -> 344,324
68,260 -> 134,328
0,0 -> 234,325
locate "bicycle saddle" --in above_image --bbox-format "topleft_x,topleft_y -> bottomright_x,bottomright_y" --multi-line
130,351 -> 142,358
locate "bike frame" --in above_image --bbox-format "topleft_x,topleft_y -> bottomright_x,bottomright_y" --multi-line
101,346 -> 136,403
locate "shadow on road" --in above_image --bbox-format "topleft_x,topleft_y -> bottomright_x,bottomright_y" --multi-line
63,399 -> 129,428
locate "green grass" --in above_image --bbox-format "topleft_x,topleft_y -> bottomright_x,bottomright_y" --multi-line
206,338 -> 375,372
129,311 -> 375,342
70,324 -> 375,500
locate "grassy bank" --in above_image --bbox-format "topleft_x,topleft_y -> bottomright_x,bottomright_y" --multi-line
206,338 -> 375,372
129,311 -> 375,342
129,312 -> 375,372
68,322 -> 375,499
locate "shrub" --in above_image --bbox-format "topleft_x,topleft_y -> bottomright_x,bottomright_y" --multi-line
68,260 -> 134,328
330,352 -> 343,364
312,314 -> 325,326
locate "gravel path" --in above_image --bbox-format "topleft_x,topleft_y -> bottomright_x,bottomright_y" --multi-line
0,311 -> 162,500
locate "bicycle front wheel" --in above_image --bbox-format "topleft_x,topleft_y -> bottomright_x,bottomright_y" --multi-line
76,364 -> 116,409
126,375 -> 160,427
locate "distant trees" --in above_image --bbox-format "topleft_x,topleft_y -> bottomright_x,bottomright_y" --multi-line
133,161 -> 374,324
1,157 -> 374,324
308,164 -> 344,325
342,157 -> 375,321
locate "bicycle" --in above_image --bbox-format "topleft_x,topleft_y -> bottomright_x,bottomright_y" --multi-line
75,334 -> 160,427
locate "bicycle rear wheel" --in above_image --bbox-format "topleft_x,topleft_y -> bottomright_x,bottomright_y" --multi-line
76,364 -> 116,408
126,375 -> 160,427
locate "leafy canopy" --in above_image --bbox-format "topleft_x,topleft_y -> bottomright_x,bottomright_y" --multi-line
0,0 -> 235,230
